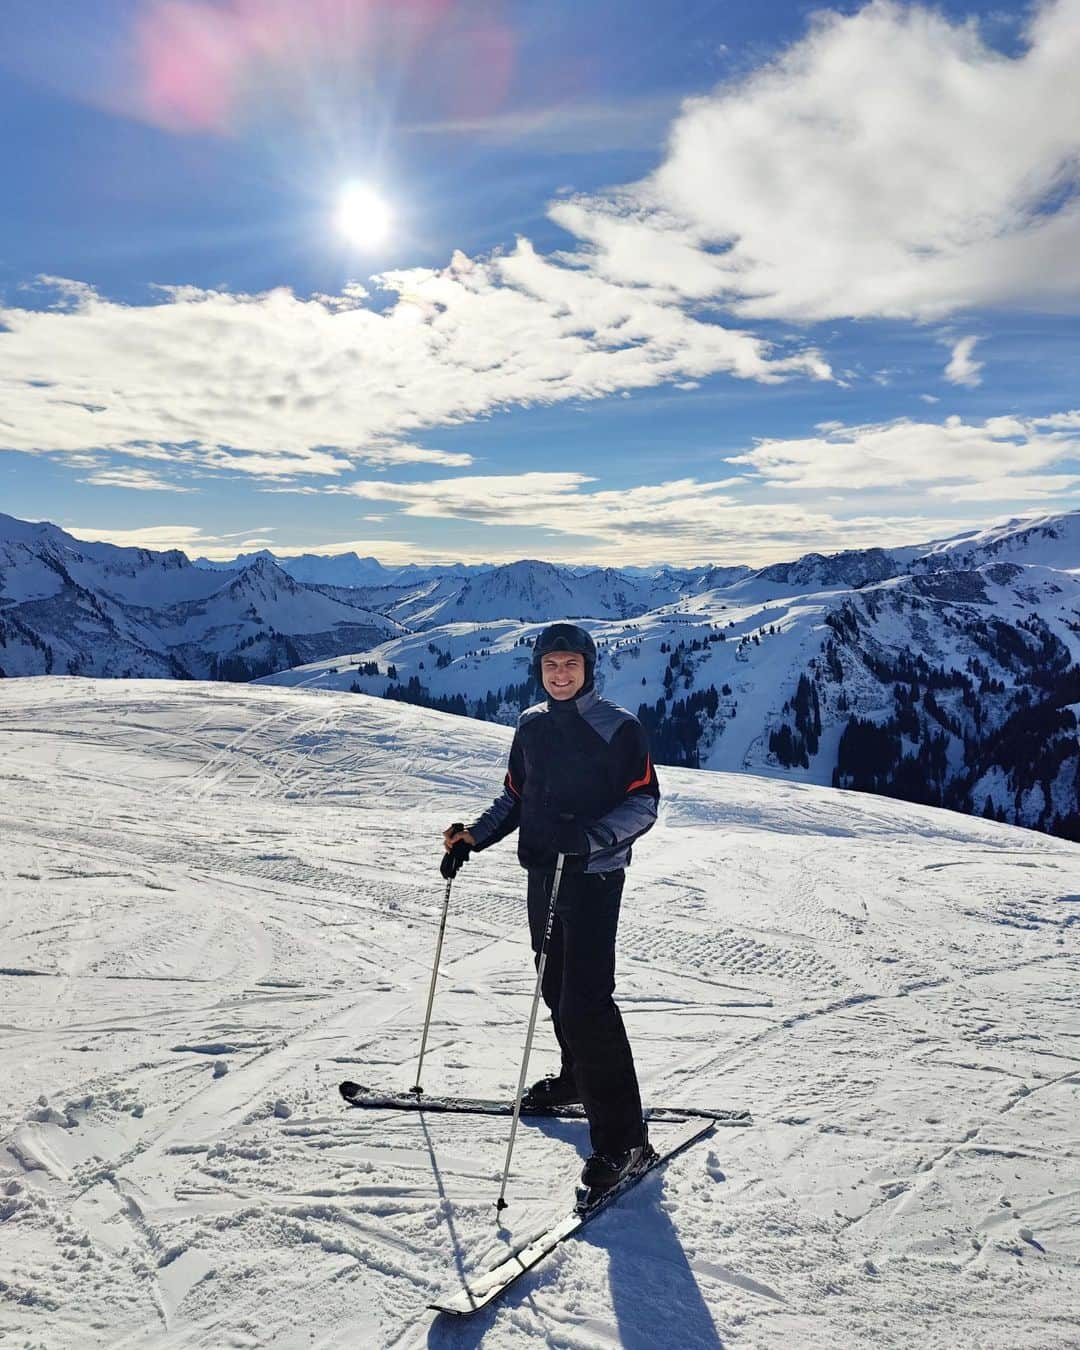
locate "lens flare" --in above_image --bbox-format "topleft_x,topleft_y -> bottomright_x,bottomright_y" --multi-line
336,183 -> 392,250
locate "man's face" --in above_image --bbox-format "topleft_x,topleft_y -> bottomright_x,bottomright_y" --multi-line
541,651 -> 586,700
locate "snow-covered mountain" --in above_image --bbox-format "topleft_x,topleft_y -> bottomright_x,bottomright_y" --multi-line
194,548 -> 487,588
196,551 -> 750,624
751,545 -> 902,592
0,513 -> 404,679
264,512 -> 1080,841
344,558 -> 711,629
915,511 -> 1080,574
5,508 -> 1079,838
2,678 -> 1077,1346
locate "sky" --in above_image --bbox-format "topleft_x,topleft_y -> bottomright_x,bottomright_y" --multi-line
1,0 -> 1079,568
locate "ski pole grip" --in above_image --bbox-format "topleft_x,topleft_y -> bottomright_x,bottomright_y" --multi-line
440,824 -> 469,880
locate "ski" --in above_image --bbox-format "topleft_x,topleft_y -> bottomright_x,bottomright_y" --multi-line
428,1115 -> 718,1316
338,1080 -> 751,1127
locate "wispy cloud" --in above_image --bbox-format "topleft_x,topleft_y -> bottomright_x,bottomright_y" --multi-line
927,474 -> 1080,501
0,262 -> 828,480
80,466 -> 193,492
326,469 -> 988,565
944,336 -> 984,387
403,93 -> 682,154
58,521 -> 440,567
281,536 -> 457,565
62,523 -> 232,554
727,410 -> 1080,493
552,1 -> 1080,320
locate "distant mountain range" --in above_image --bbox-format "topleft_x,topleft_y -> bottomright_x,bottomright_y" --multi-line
259,512 -> 1080,842
192,548 -> 697,588
194,548 -> 488,588
194,549 -> 751,625
3,508 -> 1078,840
0,514 -> 404,680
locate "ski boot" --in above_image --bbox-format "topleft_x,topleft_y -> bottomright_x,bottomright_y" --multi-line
521,1070 -> 581,1111
578,1128 -> 655,1205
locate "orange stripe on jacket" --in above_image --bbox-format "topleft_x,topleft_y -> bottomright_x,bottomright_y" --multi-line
506,769 -> 521,799
625,754 -> 653,794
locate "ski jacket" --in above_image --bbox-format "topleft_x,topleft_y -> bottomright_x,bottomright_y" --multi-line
468,687 -> 660,874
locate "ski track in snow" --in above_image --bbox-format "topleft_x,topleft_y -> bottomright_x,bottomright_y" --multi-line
1,679 -> 1078,1349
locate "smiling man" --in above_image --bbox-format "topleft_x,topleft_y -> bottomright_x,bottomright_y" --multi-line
442,622 -> 661,1192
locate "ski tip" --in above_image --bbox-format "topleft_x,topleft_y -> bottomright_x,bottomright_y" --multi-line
428,1300 -> 472,1318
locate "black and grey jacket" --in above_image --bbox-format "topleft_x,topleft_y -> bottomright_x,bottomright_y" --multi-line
468,687 -> 660,874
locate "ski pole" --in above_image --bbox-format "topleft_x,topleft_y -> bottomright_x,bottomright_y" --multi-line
495,851 -> 566,1213
413,824 -> 463,1098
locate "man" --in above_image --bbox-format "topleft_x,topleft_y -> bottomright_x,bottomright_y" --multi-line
442,622 -> 660,1191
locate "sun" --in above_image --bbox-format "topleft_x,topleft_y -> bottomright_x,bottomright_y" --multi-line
335,183 -> 392,250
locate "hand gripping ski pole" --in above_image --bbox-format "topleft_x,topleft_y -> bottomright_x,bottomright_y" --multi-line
413,824 -> 463,1098
495,851 -> 567,1212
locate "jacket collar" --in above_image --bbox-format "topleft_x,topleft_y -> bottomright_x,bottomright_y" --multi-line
547,686 -> 598,716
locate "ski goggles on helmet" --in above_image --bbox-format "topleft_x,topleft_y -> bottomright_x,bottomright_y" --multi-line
533,623 -> 597,673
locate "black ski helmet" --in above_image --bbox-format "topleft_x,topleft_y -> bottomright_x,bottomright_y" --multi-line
532,622 -> 597,691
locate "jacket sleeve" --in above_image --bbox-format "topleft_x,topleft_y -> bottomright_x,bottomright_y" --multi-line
584,719 -> 659,855
468,732 -> 525,851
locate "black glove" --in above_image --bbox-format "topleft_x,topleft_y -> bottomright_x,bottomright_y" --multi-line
548,815 -> 590,858
440,824 -> 472,880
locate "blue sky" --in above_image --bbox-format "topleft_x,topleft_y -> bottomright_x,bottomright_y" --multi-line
1,0 -> 1078,566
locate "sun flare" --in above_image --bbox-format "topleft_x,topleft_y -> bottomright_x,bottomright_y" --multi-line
336,183 -> 392,250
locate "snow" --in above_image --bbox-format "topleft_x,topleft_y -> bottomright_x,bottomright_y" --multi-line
1,678 -> 1078,1348
195,550 -> 487,589
7,509 -> 1080,834
918,512 -> 1080,575
0,515 -> 402,679
258,534 -> 1080,827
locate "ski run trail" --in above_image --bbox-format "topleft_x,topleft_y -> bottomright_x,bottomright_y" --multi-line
1,679 -> 1078,1350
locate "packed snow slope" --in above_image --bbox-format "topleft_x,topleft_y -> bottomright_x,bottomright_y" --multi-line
1,679 -> 1078,1349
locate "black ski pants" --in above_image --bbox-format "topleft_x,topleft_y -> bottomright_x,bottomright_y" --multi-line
526,867 -> 644,1156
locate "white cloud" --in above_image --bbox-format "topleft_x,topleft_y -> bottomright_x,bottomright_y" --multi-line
0,251 -> 828,479
57,522 -> 443,566
63,523 -> 230,553
1035,411 -> 1080,429
728,411 -> 1080,491
197,448 -> 357,479
944,336 -> 984,387
927,474 -> 1080,501
355,443 -> 473,469
329,468 -> 986,565
80,466 -> 193,492
332,471 -> 599,520
252,406 -> 1080,562
553,0 -> 1080,320
257,486 -> 324,496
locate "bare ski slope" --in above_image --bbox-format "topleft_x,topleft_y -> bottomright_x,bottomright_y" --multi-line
1,679 -> 1078,1349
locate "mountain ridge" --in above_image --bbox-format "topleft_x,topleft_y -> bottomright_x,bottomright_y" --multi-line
3,509 -> 1078,839
0,512 -> 404,680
